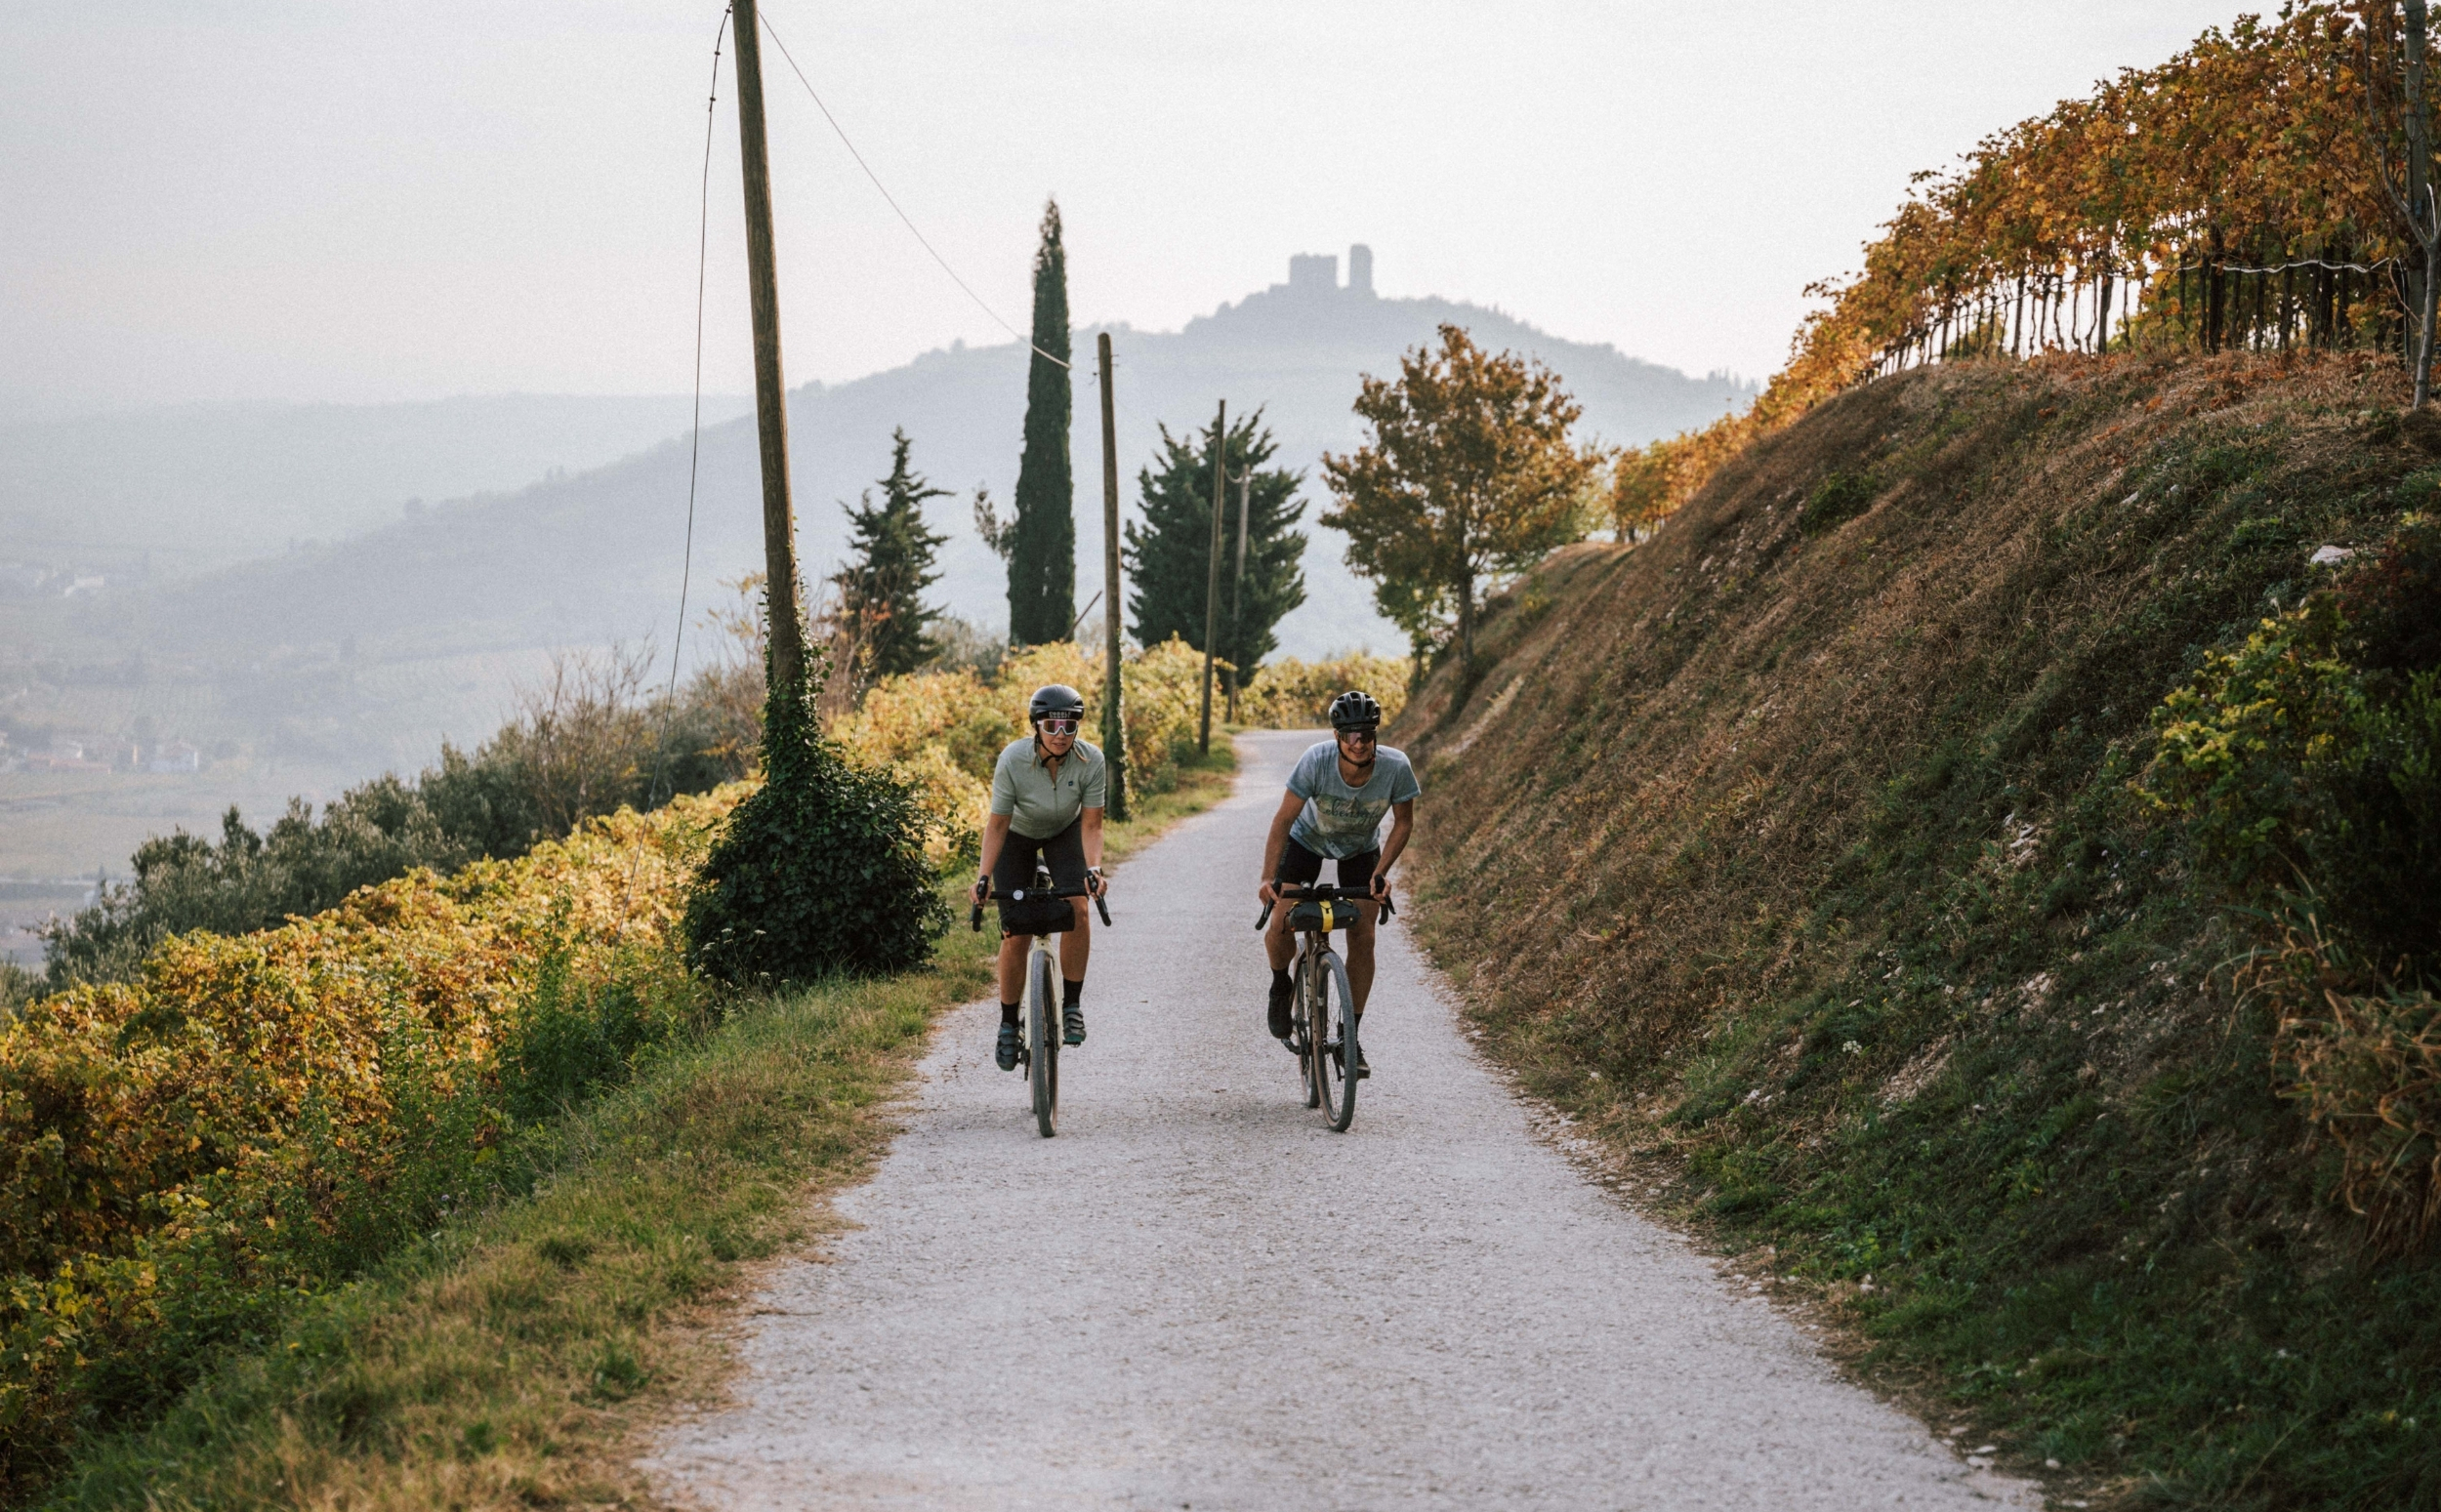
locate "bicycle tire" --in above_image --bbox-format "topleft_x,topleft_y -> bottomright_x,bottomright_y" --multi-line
1296,944 -> 1321,1109
1029,945 -> 1058,1137
1317,947 -> 1357,1131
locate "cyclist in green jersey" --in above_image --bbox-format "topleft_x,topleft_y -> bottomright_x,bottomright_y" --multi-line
974,684 -> 1109,1072
1256,690 -> 1419,1076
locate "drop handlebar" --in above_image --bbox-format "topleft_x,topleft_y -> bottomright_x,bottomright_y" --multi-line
971,879 -> 1113,932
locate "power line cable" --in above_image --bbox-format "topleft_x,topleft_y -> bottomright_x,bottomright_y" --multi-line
635,4 -> 729,883
756,7 -> 1073,371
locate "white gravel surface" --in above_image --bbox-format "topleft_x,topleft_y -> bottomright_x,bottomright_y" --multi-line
646,730 -> 2037,1511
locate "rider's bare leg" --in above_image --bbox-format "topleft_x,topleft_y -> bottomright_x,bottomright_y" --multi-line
1346,911 -> 1377,1012
997,934 -> 1028,1002
1058,901 -> 1092,981
1263,907 -> 1296,971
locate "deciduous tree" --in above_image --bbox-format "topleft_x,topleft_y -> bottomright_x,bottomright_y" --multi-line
1321,325 -> 1597,676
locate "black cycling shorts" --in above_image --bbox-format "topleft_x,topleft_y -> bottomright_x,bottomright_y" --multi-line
1275,836 -> 1379,897
992,817 -> 1090,897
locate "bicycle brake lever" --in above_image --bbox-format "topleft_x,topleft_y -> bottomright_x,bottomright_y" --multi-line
1255,900 -> 1275,931
1094,893 -> 1112,927
969,903 -> 984,932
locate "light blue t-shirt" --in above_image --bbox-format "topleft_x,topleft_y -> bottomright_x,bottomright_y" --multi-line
1286,740 -> 1421,859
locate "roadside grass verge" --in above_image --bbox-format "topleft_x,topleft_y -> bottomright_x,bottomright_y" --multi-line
29,744 -> 1234,1509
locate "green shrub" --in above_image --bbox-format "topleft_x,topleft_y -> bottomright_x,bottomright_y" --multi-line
1800,470 -> 1878,535
685,653 -> 948,985
40,655 -> 760,990
2143,585 -> 2441,974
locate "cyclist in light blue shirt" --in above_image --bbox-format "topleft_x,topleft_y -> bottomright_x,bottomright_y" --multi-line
1256,690 -> 1419,1075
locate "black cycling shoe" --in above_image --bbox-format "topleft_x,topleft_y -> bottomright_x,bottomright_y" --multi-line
995,1021 -> 1020,1072
1352,1042 -> 1371,1079
1062,1005 -> 1087,1046
1266,978 -> 1295,1040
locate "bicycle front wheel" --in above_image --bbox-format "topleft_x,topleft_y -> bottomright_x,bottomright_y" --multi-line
1316,947 -> 1357,1131
1296,945 -> 1322,1109
1029,945 -> 1058,1137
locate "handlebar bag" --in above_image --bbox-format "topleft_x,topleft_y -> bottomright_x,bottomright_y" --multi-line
1287,897 -> 1362,933
997,892 -> 1078,936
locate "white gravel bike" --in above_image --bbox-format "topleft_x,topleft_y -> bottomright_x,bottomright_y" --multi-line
973,868 -> 1110,1138
1257,882 -> 1389,1132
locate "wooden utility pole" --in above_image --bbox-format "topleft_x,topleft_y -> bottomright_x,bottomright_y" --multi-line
1097,332 -> 1128,819
731,0 -> 805,695
1226,470 -> 1251,720
1198,399 -> 1224,754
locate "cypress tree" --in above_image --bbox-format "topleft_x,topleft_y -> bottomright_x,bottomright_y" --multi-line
833,428 -> 951,678
1123,408 -> 1308,674
1007,200 -> 1075,645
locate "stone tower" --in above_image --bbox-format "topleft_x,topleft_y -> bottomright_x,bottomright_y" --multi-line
1347,243 -> 1374,298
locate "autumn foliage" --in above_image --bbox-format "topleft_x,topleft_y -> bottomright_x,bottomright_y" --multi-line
1616,1 -> 2439,533
0,788 -> 739,1492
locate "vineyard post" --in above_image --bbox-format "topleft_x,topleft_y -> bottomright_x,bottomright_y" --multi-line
1198,398 -> 1224,755
1096,330 -> 1127,821
731,0 -> 805,698
2408,0 -> 2437,406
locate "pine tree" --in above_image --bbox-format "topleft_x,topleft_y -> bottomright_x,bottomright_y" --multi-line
833,428 -> 950,678
1123,408 -> 1307,674
1007,200 -> 1075,645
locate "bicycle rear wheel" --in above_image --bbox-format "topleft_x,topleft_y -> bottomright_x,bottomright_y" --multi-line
1316,947 -> 1357,1131
1028,945 -> 1058,1137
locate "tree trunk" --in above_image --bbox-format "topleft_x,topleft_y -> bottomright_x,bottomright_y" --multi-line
1455,566 -> 1476,681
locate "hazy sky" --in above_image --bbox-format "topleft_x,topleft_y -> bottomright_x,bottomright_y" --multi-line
5,1 -> 2253,422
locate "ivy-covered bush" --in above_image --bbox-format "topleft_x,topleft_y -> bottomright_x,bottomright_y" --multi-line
684,654 -> 948,986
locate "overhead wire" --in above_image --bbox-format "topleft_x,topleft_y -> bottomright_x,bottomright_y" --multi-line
755,7 -> 1073,372
623,2 -> 730,920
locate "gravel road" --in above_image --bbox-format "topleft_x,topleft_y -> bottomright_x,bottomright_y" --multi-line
647,730 -> 2036,1511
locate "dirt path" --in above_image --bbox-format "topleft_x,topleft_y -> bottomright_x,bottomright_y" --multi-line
646,730 -> 2035,1511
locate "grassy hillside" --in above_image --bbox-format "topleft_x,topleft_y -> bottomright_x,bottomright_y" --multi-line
1393,351 -> 2440,1508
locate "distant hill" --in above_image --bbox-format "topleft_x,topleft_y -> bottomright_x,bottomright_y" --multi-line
0,392 -> 753,576
154,250 -> 1754,671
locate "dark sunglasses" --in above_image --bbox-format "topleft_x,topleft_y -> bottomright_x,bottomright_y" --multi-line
1039,717 -> 1080,735
1338,727 -> 1379,745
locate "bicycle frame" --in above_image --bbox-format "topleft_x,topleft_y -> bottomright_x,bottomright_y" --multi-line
1256,882 -> 1388,1130
972,872 -> 1110,1138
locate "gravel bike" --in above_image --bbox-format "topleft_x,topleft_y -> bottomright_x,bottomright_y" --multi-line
973,868 -> 1110,1138
1256,881 -> 1390,1131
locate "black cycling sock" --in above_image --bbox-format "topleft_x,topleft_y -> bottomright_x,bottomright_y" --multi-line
1271,967 -> 1291,991
1000,1001 -> 1020,1027
1061,978 -> 1084,1009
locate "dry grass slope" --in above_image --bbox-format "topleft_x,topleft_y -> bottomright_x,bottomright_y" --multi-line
1397,350 -> 2441,1509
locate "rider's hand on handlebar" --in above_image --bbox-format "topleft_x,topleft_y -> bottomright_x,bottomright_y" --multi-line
1087,868 -> 1106,899
1370,872 -> 1391,902
972,875 -> 991,906
1258,879 -> 1280,909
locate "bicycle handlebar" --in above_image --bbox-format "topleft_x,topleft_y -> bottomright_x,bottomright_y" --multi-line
1255,881 -> 1394,931
971,881 -> 1113,931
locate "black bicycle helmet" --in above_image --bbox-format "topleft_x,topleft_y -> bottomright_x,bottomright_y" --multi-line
1328,689 -> 1383,730
1029,683 -> 1087,722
